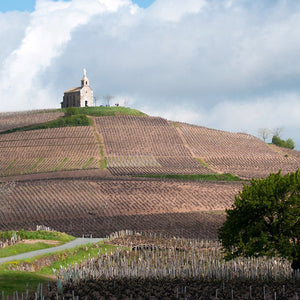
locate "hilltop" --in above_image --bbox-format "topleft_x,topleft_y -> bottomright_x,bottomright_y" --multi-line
0,107 -> 299,239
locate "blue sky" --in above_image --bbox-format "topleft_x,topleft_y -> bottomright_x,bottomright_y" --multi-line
0,0 -> 299,149
0,0 -> 154,12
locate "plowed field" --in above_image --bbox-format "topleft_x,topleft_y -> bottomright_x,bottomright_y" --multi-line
0,178 -> 241,239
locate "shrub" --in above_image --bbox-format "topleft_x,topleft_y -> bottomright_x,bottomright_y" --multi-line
272,135 -> 295,149
65,107 -> 79,117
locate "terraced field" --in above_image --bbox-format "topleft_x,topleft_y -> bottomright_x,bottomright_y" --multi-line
0,178 -> 241,239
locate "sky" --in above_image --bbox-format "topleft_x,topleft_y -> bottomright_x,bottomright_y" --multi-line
0,0 -> 299,149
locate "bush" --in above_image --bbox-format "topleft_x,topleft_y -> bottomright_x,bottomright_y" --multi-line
65,107 -> 79,117
272,135 -> 295,149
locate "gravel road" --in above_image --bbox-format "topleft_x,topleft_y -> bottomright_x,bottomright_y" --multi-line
0,238 -> 104,264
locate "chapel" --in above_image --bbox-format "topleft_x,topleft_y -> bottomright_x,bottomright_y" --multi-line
61,69 -> 93,108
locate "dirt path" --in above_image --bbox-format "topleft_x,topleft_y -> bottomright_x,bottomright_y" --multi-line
0,238 -> 103,264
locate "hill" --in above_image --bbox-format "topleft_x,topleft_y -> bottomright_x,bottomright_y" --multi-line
0,107 -> 299,239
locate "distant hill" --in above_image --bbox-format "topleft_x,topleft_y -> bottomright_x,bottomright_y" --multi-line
0,107 -> 299,239
0,107 -> 299,179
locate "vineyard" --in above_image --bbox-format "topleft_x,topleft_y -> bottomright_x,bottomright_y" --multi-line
96,116 -> 213,175
0,110 -> 300,298
177,123 -> 300,179
0,127 -> 101,176
42,232 -> 299,299
0,110 -> 64,132
0,178 -> 241,238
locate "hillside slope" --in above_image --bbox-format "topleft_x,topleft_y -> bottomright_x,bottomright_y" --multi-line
0,109 -> 300,239
177,123 -> 300,179
0,110 -> 299,179
0,178 -> 241,238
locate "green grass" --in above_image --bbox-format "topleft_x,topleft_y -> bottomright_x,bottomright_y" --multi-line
0,107 -> 145,135
25,158 -> 43,174
0,230 -> 75,243
82,157 -> 94,169
195,158 -> 212,169
93,127 -> 107,169
0,270 -> 51,295
135,173 -> 241,181
0,242 -> 56,259
37,243 -> 117,275
0,114 -> 92,135
74,106 -> 147,117
53,157 -> 68,171
0,242 -> 119,295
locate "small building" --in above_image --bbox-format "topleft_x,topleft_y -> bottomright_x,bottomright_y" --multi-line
61,69 -> 93,108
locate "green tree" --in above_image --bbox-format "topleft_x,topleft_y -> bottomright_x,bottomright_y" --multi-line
272,135 -> 295,149
218,171 -> 300,271
286,138 -> 295,150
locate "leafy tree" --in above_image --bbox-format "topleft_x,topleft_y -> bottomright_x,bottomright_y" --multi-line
286,138 -> 295,150
272,135 -> 295,149
218,171 -> 300,271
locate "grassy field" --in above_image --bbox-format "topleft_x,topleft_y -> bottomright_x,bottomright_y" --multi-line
0,241 -> 118,295
74,106 -> 147,117
0,243 -> 56,259
0,230 -> 75,243
0,230 -> 75,259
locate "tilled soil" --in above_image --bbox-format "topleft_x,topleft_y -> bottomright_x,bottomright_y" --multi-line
43,278 -> 300,299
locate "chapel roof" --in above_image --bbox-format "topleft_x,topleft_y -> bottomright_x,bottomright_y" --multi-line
64,87 -> 81,93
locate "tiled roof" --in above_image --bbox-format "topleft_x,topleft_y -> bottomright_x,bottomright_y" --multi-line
64,87 -> 81,93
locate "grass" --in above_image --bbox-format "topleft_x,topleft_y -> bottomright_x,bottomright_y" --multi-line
37,243 -> 117,275
53,157 -> 68,171
0,230 -> 75,243
92,126 -> 107,169
195,158 -> 212,169
82,157 -> 94,169
0,107 -> 145,135
0,230 -> 75,295
0,242 -> 119,295
0,242 -> 56,259
135,173 -> 241,181
25,158 -> 43,174
0,270 -> 50,295
0,114 -> 92,135
74,106 -> 147,117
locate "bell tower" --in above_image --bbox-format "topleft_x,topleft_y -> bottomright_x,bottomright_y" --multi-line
81,68 -> 89,87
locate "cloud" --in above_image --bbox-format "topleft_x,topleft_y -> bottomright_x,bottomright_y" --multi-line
0,0 -> 133,110
0,0 -> 300,148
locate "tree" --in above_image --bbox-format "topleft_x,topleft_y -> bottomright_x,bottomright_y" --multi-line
273,127 -> 283,138
286,138 -> 295,150
272,135 -> 295,149
218,171 -> 300,271
258,128 -> 271,142
103,95 -> 114,106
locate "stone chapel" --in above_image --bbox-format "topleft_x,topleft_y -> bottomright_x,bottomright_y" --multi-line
61,69 -> 93,108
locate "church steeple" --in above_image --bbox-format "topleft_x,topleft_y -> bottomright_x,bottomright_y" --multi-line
81,68 -> 89,87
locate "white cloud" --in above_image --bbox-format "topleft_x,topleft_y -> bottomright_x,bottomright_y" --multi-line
0,0 -> 132,110
0,0 -> 300,148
